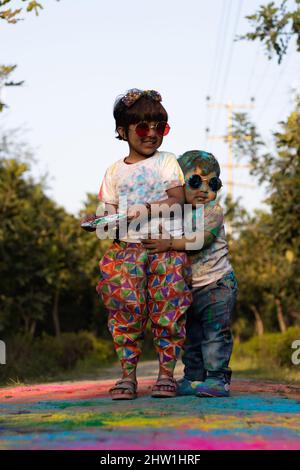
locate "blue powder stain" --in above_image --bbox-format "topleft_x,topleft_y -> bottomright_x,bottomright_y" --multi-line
187,395 -> 300,414
1,394 -> 300,417
187,426 -> 300,439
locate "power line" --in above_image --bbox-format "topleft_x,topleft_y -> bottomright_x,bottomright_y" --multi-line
208,0 -> 233,137
207,0 -> 227,93
211,0 -> 233,100
205,0 -> 228,136
208,0 -> 232,98
251,58 -> 273,102
213,0 -> 245,134
244,43 -> 260,102
256,52 -> 294,124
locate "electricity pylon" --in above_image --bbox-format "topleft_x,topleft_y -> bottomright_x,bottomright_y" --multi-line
205,98 -> 255,198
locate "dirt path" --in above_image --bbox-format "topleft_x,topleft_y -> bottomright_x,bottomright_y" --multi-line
1,361 -> 300,450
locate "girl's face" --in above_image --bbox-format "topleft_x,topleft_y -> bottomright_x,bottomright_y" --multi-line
118,121 -> 164,157
184,166 -> 218,206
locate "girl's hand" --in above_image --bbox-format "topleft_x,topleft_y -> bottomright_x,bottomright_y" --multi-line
127,204 -> 148,220
80,214 -> 97,232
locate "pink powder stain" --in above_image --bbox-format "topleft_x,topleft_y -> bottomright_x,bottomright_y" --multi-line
1,378 -> 300,404
41,437 -> 300,451
0,378 -> 155,403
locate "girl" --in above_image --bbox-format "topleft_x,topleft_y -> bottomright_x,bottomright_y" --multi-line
95,89 -> 192,400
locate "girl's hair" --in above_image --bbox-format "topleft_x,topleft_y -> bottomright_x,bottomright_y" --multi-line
178,150 -> 220,177
113,89 -> 168,140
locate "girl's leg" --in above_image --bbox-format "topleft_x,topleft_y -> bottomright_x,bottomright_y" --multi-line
97,241 -> 148,396
147,251 -> 192,395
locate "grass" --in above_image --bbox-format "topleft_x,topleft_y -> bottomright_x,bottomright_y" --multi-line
231,356 -> 300,385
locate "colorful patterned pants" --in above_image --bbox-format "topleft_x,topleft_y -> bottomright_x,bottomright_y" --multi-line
97,240 -> 192,377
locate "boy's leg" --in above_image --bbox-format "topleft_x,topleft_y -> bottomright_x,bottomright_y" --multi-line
147,251 -> 192,395
196,272 -> 237,397
97,241 -> 148,387
181,301 -> 206,382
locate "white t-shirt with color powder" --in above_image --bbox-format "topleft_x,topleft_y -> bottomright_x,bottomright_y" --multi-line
98,151 -> 185,243
188,201 -> 233,287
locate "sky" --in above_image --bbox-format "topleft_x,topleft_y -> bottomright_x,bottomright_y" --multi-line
1,0 -> 299,216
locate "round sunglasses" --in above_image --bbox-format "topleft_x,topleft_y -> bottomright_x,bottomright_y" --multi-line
132,121 -> 170,138
187,174 -> 222,192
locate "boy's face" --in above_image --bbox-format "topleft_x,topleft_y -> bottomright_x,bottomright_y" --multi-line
118,121 -> 163,157
184,166 -> 218,206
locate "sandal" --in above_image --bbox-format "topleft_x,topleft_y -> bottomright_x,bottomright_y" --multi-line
151,376 -> 177,398
109,379 -> 137,400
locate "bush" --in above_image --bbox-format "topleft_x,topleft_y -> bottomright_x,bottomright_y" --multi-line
234,327 -> 300,368
0,331 -> 115,384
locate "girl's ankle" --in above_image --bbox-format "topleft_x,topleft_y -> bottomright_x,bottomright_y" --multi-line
121,375 -> 137,383
158,373 -> 174,380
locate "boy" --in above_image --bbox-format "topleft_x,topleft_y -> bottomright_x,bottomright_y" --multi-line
142,150 -> 237,397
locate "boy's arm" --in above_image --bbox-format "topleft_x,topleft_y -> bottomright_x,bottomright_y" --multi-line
142,231 -> 215,253
142,203 -> 222,253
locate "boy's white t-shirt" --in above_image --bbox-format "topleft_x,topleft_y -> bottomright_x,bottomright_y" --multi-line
98,151 -> 185,243
188,201 -> 233,287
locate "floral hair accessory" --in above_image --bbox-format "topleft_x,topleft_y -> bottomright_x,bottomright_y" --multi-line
121,88 -> 162,107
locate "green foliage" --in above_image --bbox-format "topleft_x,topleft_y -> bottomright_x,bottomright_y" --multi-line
0,65 -> 24,112
0,130 -> 110,340
0,0 -> 49,24
0,1 -> 59,111
239,0 -> 300,63
229,99 -> 300,336
232,112 -> 267,170
233,327 -> 300,368
0,332 -> 115,384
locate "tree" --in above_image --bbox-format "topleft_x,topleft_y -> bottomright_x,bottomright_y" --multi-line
0,156 -> 54,335
230,100 -> 300,333
0,1 -> 52,24
78,193 -> 112,336
240,0 -> 300,63
0,1 -> 60,111
0,66 -> 24,112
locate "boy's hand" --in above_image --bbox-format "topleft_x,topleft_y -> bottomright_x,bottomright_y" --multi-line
142,223 -> 172,253
142,237 -> 171,253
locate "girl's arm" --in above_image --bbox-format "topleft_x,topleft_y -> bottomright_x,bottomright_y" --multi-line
103,203 -> 118,214
128,186 -> 185,219
150,186 -> 185,207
